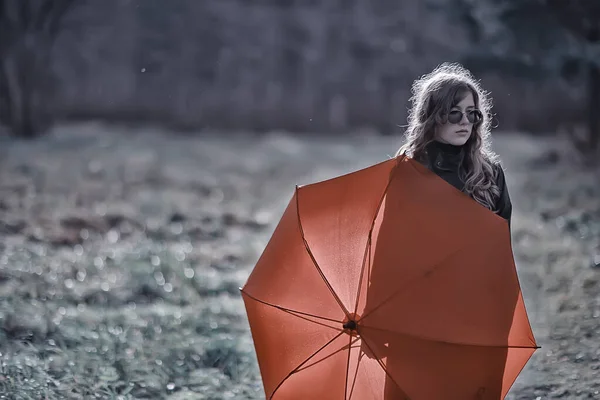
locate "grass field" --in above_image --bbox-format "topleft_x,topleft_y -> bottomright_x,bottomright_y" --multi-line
0,122 -> 598,399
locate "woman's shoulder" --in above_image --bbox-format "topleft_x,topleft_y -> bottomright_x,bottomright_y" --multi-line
488,158 -> 507,185
488,158 -> 512,220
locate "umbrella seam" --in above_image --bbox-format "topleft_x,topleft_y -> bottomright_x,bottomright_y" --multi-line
269,331 -> 346,399
353,157 -> 400,318
240,288 -> 343,327
294,336 -> 360,374
357,245 -> 465,323
347,339 -> 362,400
359,325 -> 540,350
295,185 -> 350,316
344,332 -> 352,400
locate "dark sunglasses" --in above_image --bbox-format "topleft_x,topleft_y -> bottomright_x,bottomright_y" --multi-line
447,109 -> 483,124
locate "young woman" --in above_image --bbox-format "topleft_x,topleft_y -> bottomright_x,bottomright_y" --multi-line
396,62 -> 512,227
362,63 -> 515,399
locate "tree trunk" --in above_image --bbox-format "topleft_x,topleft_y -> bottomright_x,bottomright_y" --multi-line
0,0 -> 75,138
0,41 -> 54,138
588,61 -> 600,154
587,24 -> 600,155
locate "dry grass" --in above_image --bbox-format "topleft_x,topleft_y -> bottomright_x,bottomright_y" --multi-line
0,123 -> 598,399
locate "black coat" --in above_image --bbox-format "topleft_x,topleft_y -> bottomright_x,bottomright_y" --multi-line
419,140 -> 513,229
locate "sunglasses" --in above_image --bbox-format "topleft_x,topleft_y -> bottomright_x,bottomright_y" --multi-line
447,109 -> 483,124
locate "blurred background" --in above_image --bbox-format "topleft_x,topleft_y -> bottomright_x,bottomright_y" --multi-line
0,0 -> 598,144
0,1 -> 599,399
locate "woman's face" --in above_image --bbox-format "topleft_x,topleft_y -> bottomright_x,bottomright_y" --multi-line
434,91 -> 476,146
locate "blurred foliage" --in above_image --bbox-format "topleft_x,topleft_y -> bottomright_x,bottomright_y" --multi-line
430,0 -> 599,75
432,0 -> 600,157
0,0 -> 597,138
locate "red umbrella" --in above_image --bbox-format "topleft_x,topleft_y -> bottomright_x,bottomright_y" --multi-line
241,155 -> 538,399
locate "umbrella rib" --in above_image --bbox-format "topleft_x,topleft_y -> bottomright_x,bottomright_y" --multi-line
359,324 -> 541,350
347,340 -> 366,400
344,333 -> 352,400
295,186 -> 350,316
358,245 -> 465,323
294,336 -> 361,374
282,309 -> 342,332
353,160 -> 398,316
240,288 -> 343,328
270,330 -> 345,399
353,232 -> 372,318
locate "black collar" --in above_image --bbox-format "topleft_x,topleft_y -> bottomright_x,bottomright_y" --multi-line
424,140 -> 464,171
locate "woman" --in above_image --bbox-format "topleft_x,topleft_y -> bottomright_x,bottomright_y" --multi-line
362,63 -> 515,399
396,62 -> 512,227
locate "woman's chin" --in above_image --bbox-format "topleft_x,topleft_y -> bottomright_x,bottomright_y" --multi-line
445,137 -> 469,146
435,132 -> 470,146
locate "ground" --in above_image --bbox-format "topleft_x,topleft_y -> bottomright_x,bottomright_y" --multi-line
0,122 -> 598,399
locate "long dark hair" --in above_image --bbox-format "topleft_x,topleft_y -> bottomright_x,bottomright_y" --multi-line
396,62 -> 501,211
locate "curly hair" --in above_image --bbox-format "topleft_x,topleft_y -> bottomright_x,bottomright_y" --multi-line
395,62 -> 502,212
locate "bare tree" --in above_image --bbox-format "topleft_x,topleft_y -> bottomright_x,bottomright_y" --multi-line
0,0 -> 76,138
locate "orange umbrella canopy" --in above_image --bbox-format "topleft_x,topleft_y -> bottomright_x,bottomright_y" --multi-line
240,155 -> 538,400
